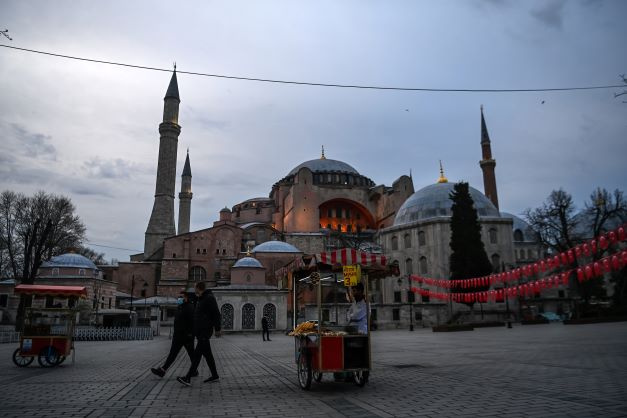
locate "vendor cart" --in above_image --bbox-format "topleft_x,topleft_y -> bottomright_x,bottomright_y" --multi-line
12,284 -> 87,368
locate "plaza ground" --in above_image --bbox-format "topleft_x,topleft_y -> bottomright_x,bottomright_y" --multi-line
1,323 -> 626,418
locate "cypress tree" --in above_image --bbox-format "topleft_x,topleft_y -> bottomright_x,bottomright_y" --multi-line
449,182 -> 493,307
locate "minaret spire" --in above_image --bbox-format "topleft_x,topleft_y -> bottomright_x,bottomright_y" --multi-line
437,160 -> 448,183
479,106 -> 499,209
321,145 -> 326,160
178,150 -> 193,234
144,70 -> 182,257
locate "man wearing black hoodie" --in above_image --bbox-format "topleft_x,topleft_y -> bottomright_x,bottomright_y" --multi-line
150,290 -> 196,378
177,281 -> 221,386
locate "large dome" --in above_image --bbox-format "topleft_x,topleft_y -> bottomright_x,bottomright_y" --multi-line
252,240 -> 302,253
288,158 -> 359,176
41,253 -> 98,270
393,182 -> 500,226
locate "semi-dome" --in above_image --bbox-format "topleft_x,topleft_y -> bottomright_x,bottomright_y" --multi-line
232,257 -> 264,268
500,212 -> 536,242
252,240 -> 302,253
394,182 -> 500,226
41,253 -> 98,270
288,158 -> 360,176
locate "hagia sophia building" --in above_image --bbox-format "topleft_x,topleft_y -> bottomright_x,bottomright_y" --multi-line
101,70 -> 557,330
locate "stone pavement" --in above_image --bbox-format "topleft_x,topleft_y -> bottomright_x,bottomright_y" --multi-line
1,323 -> 626,418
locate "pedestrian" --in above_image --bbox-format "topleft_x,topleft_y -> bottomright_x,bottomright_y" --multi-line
151,289 -> 197,378
347,282 -> 368,334
177,281 -> 221,386
261,316 -> 271,341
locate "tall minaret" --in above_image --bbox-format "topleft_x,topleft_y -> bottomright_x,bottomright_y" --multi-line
178,150 -> 192,234
144,69 -> 181,258
479,105 -> 499,210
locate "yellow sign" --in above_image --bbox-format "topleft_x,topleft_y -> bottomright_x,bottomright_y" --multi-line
343,265 -> 361,286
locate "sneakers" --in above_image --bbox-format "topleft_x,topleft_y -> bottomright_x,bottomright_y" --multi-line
176,376 -> 191,387
150,367 -> 165,378
203,375 -> 219,383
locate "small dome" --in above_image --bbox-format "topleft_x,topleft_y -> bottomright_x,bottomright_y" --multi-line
394,182 -> 500,226
232,257 -> 264,269
288,158 -> 359,176
41,253 -> 98,270
252,240 -> 302,253
220,207 -> 231,213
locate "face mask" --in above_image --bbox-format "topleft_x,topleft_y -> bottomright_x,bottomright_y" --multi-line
177,297 -> 184,305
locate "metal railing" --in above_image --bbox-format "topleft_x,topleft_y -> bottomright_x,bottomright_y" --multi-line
73,326 -> 153,341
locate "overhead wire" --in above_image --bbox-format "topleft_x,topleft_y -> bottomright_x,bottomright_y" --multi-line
1,44 -> 624,93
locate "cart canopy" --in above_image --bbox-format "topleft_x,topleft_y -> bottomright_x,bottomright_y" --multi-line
14,284 -> 87,298
314,249 -> 387,267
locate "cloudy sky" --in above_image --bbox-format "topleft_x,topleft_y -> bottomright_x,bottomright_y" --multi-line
1,0 -> 626,262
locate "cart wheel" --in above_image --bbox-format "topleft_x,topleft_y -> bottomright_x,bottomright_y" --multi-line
38,346 -> 60,367
56,356 -> 66,365
297,352 -> 312,390
353,370 -> 369,387
313,371 -> 323,383
12,348 -> 33,367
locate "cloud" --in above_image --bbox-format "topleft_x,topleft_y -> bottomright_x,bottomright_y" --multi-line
3,121 -> 57,160
530,0 -> 566,29
82,157 -> 147,180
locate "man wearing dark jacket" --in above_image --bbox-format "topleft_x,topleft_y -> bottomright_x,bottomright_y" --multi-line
150,290 -> 196,377
177,281 -> 221,386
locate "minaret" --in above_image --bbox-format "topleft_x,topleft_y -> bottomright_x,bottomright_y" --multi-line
144,69 -> 181,258
479,105 -> 499,209
178,149 -> 192,234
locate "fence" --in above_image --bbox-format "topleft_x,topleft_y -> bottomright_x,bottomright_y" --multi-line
0,326 -> 153,343
73,326 -> 153,341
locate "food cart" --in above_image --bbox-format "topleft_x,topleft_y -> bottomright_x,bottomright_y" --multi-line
290,249 -> 392,390
12,284 -> 87,368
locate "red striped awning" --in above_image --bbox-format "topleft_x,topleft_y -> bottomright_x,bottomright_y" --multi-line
315,248 -> 387,267
14,284 -> 88,298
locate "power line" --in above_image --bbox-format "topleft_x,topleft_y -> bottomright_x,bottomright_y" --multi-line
85,242 -> 142,253
1,44 -> 624,93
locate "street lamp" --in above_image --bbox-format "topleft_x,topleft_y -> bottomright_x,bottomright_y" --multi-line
397,277 -> 414,331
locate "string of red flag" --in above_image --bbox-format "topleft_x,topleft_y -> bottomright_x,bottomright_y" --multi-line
410,224 -> 626,292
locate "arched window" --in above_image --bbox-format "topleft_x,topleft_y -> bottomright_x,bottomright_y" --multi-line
242,303 -> 256,330
405,258 -> 413,275
256,229 -> 266,243
221,304 -> 234,330
418,231 -> 426,246
404,234 -> 411,249
419,257 -> 428,275
489,228 -> 498,244
391,236 -> 399,251
189,266 -> 207,282
52,268 -> 59,276
491,254 -> 501,272
514,229 -> 524,242
263,303 -> 276,329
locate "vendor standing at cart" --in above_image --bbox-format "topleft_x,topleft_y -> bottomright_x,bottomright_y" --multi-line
346,282 -> 368,334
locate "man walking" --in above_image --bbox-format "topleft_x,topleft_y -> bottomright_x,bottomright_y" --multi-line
261,316 -> 271,341
151,289 -> 196,377
177,281 -> 221,386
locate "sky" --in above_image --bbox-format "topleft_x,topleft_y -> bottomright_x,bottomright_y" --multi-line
1,0 -> 626,262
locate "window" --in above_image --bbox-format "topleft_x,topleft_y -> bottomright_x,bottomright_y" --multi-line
189,266 -> 207,282
558,290 -> 565,298
45,296 -> 54,308
404,234 -> 411,249
371,308 -> 377,320
407,290 -> 415,303
326,224 -> 332,229
491,254 -> 501,272
78,269 -> 85,276
327,208 -> 333,218
256,207 -> 261,214
335,206 -> 342,218
514,229 -> 524,242
202,248 -> 207,254
196,248 -> 200,254
222,249 -> 226,255
393,308 -> 400,321
489,228 -> 498,244
415,311 -> 422,321
391,236 -> 399,251
0,294 -> 7,307
172,253 -> 177,258
263,304 -> 277,328
405,258 -> 413,275
242,303 -> 256,330
421,294 -> 430,303
322,309 -> 330,322
52,268 -> 59,276
394,291 -> 402,303
419,257 -> 428,275
418,231 -> 426,246
221,304 -> 234,330
108,298 -> 112,309
528,249 -> 535,260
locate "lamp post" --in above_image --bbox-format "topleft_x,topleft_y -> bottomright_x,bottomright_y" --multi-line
502,262 -> 513,329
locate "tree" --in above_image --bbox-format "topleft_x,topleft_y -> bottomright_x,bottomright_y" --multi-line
0,190 -> 86,329
615,74 -> 627,103
449,182 -> 493,309
523,189 -> 578,252
78,246 -> 108,266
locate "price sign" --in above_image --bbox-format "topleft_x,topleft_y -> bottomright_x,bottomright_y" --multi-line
343,265 -> 361,286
